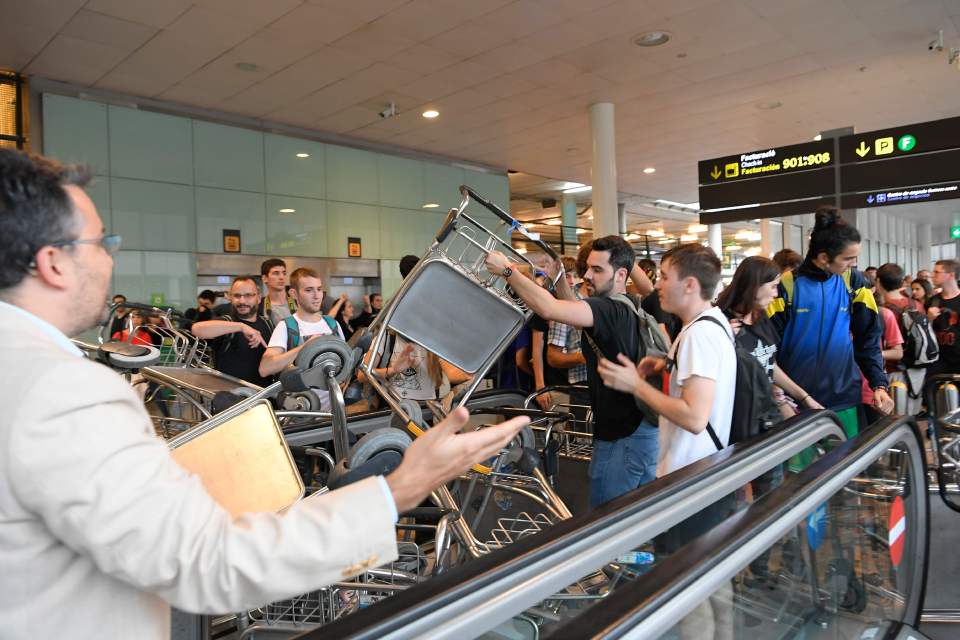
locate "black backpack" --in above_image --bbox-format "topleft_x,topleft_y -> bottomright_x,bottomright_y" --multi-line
884,302 -> 938,369
678,315 -> 780,451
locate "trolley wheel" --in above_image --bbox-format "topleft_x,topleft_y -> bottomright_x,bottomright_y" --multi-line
350,427 -> 413,466
503,425 -> 536,465
390,399 -> 426,431
294,335 -> 354,384
279,389 -> 323,411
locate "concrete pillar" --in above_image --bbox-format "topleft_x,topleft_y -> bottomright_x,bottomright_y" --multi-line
708,224 -> 722,259
918,223 -> 932,272
760,219 -> 772,258
589,103 -> 618,237
561,195 -> 577,249
617,202 -> 627,236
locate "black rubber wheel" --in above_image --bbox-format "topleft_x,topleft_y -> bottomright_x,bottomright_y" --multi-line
279,389 -> 322,411
350,427 -> 413,467
294,335 -> 354,384
390,399 -> 425,431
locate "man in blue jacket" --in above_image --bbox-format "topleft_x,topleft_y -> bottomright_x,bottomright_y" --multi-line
768,206 -> 891,437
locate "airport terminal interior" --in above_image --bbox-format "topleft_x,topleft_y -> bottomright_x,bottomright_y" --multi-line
4,0 -> 960,638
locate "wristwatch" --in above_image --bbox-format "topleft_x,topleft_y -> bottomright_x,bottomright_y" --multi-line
501,266 -> 513,278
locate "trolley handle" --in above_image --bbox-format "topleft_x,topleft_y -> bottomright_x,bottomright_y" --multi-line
459,185 -> 559,260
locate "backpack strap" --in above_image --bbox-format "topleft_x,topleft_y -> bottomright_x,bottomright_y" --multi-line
705,423 -> 723,451
322,315 -> 338,334
678,314 -> 733,453
284,315 -> 301,351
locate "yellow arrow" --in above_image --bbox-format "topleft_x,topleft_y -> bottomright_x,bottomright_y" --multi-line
710,165 -> 721,179
855,141 -> 869,158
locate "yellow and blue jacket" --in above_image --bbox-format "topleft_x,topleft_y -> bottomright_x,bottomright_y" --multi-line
767,260 -> 887,411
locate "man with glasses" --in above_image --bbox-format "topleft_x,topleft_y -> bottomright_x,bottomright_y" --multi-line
928,260 -> 960,377
0,149 -> 528,639
191,276 -> 272,386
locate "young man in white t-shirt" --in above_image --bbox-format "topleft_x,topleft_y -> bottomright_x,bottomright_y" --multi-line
260,267 -> 344,411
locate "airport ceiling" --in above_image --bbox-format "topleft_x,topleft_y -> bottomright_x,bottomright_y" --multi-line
4,0 -> 960,208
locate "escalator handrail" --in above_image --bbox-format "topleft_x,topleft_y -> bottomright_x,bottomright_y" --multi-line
295,410 -> 847,640
557,416 -> 929,640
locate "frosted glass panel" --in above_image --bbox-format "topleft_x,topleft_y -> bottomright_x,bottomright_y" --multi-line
265,134 -> 325,199
194,121 -> 264,192
380,207 -> 445,258
196,188 -> 266,254
112,251 -> 145,304
85,176 -> 112,234
109,106 -> 193,184
327,201 -> 380,258
266,195 -> 327,257
423,162 -> 465,211
42,94 -> 108,175
378,154 -> 424,210
144,251 -> 196,309
327,145 -> 378,204
111,178 -> 194,251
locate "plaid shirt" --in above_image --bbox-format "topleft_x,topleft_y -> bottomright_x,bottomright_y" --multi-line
547,320 -> 588,384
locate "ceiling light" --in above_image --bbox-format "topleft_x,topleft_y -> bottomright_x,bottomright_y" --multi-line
587,214 -> 594,220
624,233 -> 641,241
544,218 -> 563,225
296,152 -> 310,158
680,234 -> 697,242
647,228 -> 665,238
279,208 -> 295,214
235,62 -> 259,72
632,31 -> 672,47
422,203 -> 440,208
643,167 -> 656,174
735,230 -> 762,242
755,100 -> 783,110
688,224 -> 708,234
655,199 -> 694,208
422,109 -> 440,119
516,247 -> 527,254
563,185 -> 592,194
685,201 -> 701,209
726,243 -> 742,251
813,134 -> 822,141
576,228 -> 587,234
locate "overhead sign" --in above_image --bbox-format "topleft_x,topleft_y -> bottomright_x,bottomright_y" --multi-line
698,115 -> 960,222
222,228 -> 241,253
347,236 -> 362,257
952,225 -> 960,240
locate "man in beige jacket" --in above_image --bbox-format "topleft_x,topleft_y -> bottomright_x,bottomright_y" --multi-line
0,149 -> 526,639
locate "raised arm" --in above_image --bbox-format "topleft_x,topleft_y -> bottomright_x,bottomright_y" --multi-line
485,251 -> 595,328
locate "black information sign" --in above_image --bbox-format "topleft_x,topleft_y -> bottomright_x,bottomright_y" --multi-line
698,115 -> 960,222
222,228 -> 241,253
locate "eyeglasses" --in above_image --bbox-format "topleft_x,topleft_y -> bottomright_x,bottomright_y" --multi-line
50,234 -> 123,255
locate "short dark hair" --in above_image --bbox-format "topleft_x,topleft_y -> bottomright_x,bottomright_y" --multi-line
590,235 -> 635,275
575,243 -> 592,278
231,275 -> 259,289
662,243 -> 721,300
808,205 -> 860,262
198,289 -> 217,304
0,149 -> 92,291
936,259 -> 960,280
370,291 -> 382,299
717,256 -> 780,320
876,263 -> 904,292
865,266 -> 878,273
260,258 -> 286,277
771,248 -> 802,273
112,294 -> 127,302
399,254 -> 419,278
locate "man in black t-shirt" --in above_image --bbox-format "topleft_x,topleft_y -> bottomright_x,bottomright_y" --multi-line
929,259 -> 960,376
191,276 -> 273,387
485,236 -> 660,507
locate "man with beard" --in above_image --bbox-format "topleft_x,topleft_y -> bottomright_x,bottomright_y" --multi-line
191,276 -> 272,386
0,148 -> 528,639
485,236 -> 664,506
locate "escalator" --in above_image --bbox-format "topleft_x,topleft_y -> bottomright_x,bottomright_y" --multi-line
291,412 -> 952,639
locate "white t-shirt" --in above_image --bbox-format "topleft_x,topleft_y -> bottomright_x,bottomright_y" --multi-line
377,336 -> 450,401
656,307 -> 737,477
267,314 -> 345,411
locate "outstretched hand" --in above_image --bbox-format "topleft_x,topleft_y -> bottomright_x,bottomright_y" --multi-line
386,407 -> 529,512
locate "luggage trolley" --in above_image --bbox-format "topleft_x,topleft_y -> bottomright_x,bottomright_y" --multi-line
360,185 -> 571,559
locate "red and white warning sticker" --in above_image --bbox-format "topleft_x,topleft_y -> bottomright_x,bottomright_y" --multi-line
888,495 -> 906,567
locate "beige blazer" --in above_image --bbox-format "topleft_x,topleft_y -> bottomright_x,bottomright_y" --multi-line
0,304 -> 398,639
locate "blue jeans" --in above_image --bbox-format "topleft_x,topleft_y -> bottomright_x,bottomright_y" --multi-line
589,421 -> 659,507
